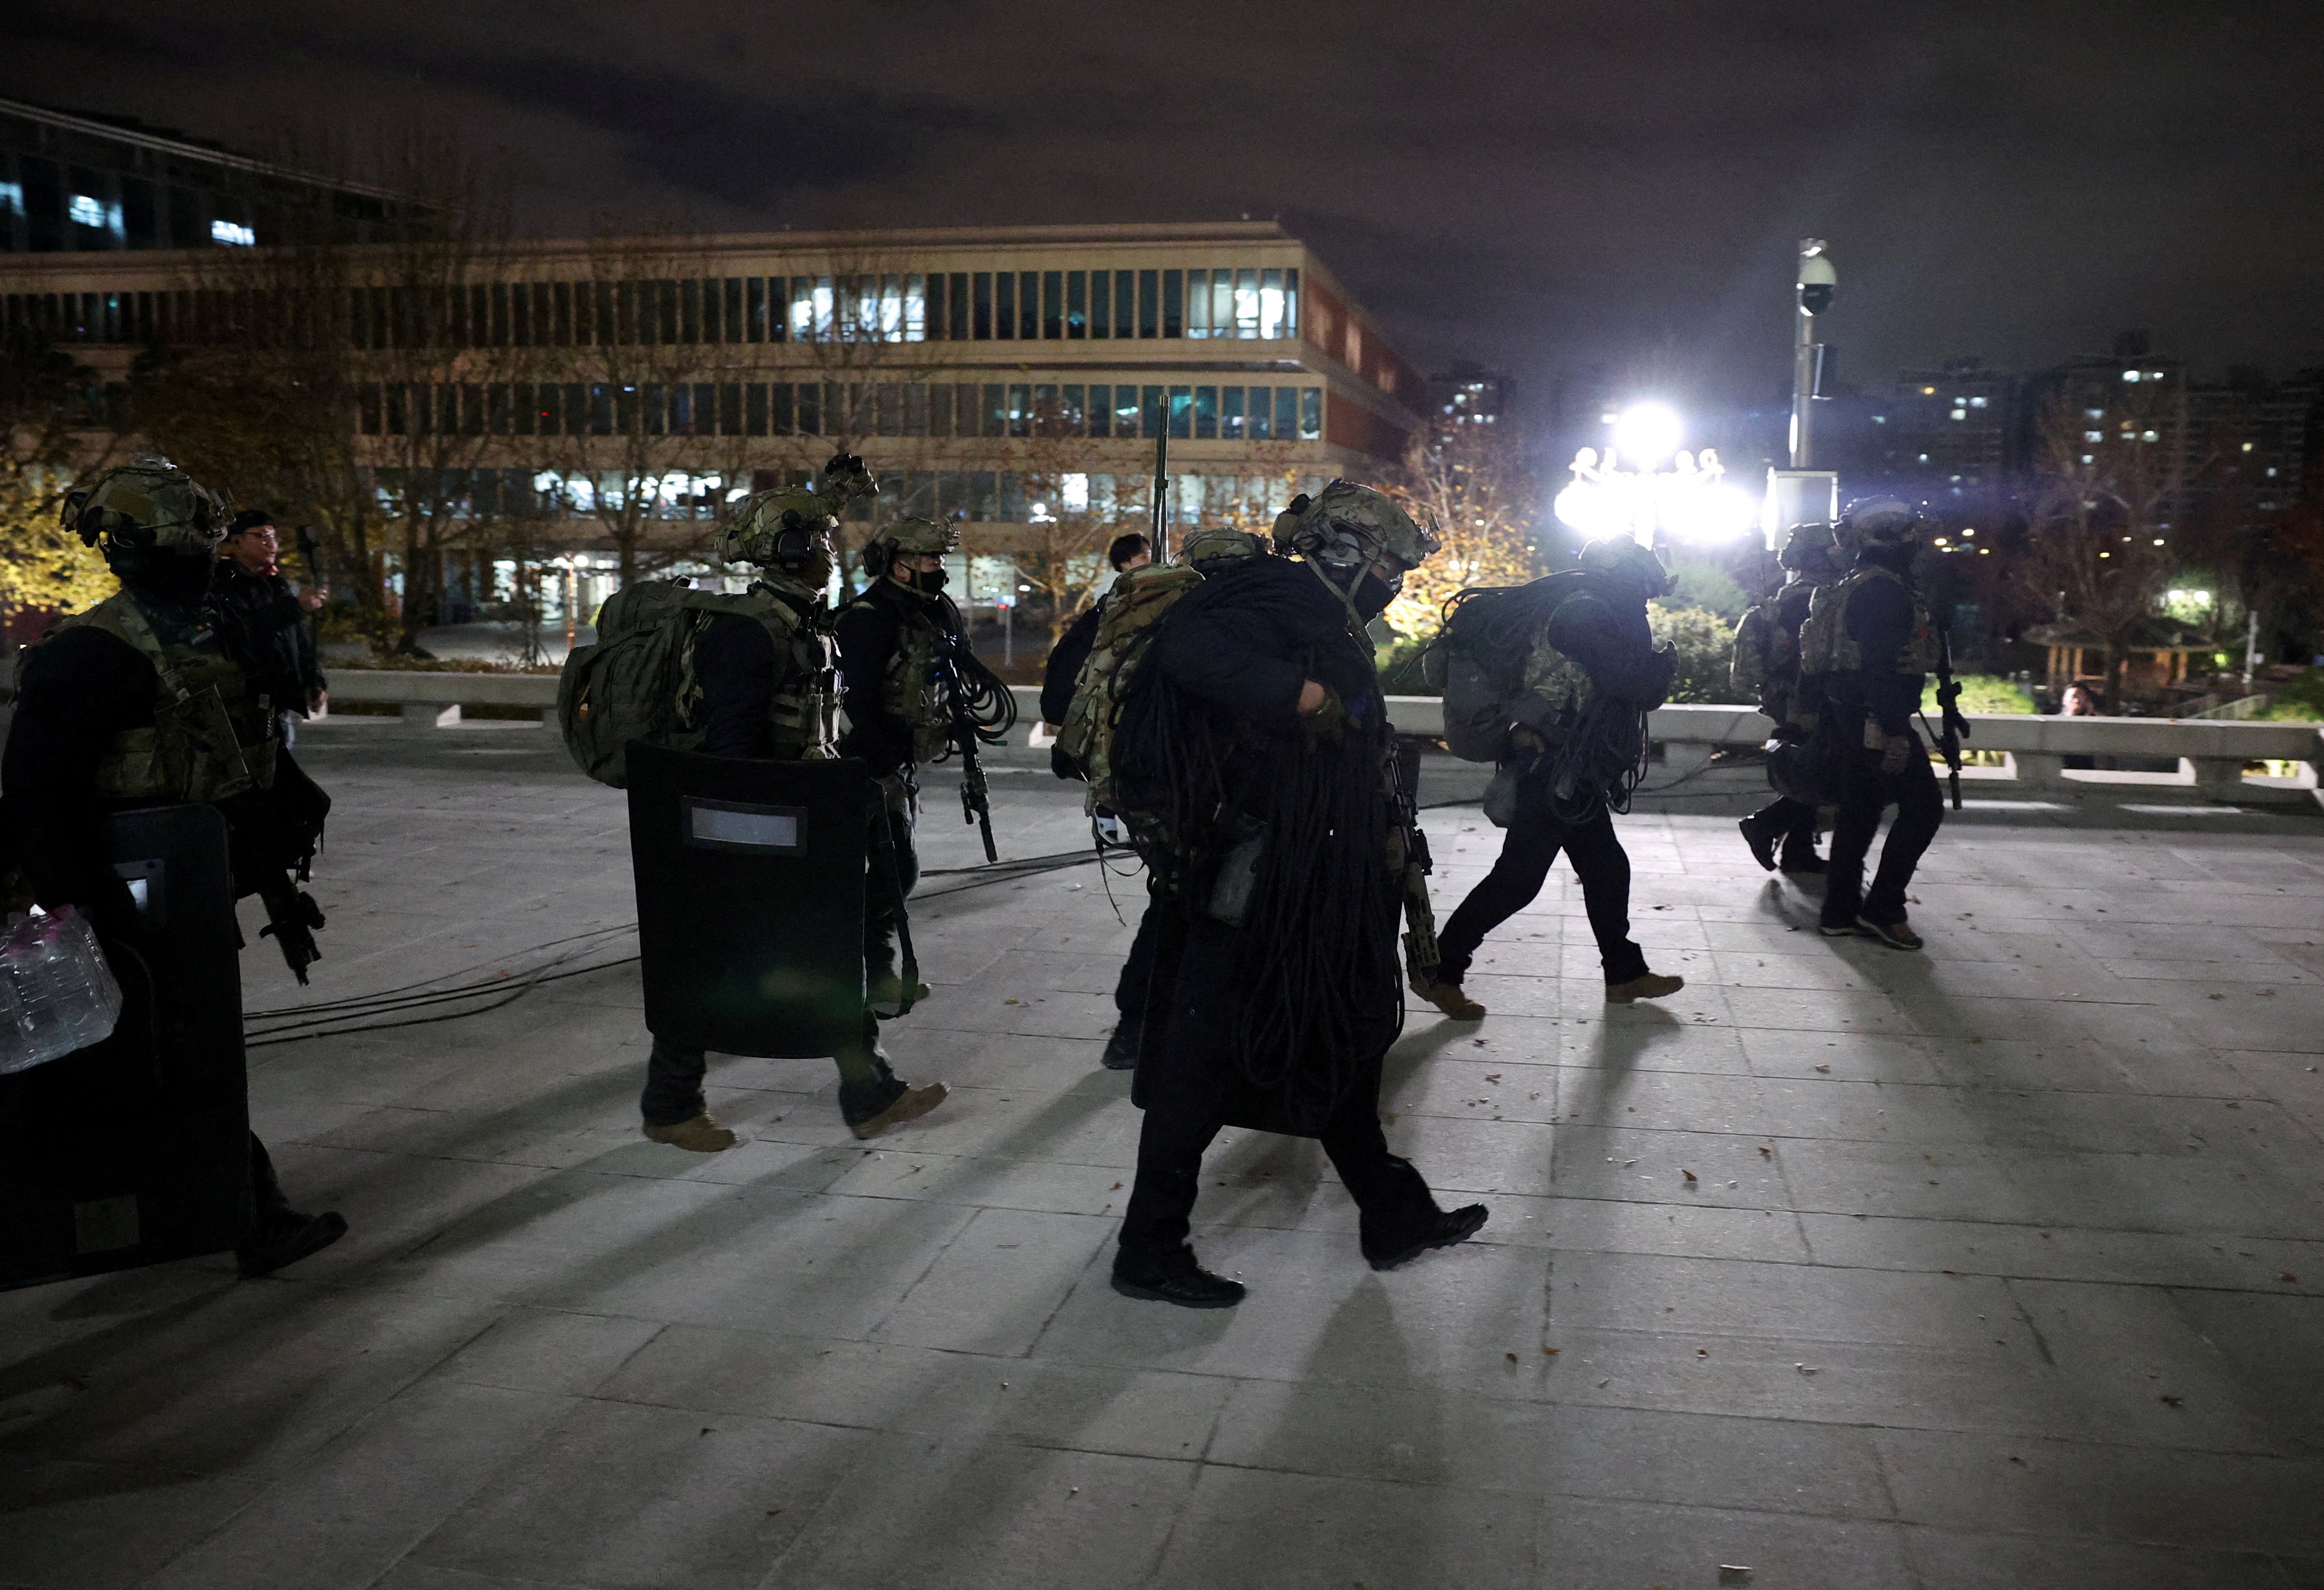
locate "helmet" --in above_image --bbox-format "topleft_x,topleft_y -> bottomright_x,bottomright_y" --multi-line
64,454 -> 230,558
1777,523 -> 1843,584
1176,527 -> 1271,575
1833,497 -> 1922,552
1577,537 -> 1675,598
861,514 -> 959,579
719,486 -> 836,572
1271,480 -> 1440,574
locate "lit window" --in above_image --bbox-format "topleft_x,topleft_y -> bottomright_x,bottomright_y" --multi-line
2123,370 -> 2140,382
2266,467 -> 2278,477
210,218 -> 256,246
2085,430 -> 2103,443
1950,408 -> 1967,421
2141,429 -> 2159,442
2082,454 -> 2095,464
1600,411 -> 1619,424
1870,414 -> 1886,424
1917,453 -> 1929,463
2148,370 -> 2164,380
1922,386 -> 1936,395
1961,528 -> 1975,537
2242,441 -> 2255,451
1969,396 -> 1988,408
1062,473 -> 1090,512
2153,538 -> 2165,545
2085,408 -> 2103,419
69,194 -> 104,227
0,180 -> 24,215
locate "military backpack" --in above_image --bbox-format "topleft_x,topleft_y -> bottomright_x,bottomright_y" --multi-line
558,579 -> 832,787
1056,562 -> 1205,813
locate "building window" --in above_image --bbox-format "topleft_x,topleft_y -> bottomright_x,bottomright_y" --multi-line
1043,270 -> 1064,339
1138,270 -> 1159,339
1163,270 -> 1183,338
1222,386 -> 1245,438
1066,271 -> 1087,339
1194,385 -> 1218,439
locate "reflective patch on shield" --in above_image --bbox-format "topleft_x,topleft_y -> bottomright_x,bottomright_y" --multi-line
683,798 -> 808,854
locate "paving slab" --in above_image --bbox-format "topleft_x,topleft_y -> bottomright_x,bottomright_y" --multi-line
1,732 -> 2320,1587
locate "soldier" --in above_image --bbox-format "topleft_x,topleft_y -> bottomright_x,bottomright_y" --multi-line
834,514 -> 978,1014
629,459 -> 947,1146
1732,525 -> 1842,875
1411,538 -> 1688,1020
1795,498 -> 1943,950
1105,482 -> 1487,1307
0,455 -> 343,1278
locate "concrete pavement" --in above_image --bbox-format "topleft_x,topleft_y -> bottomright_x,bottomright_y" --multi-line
4,723 -> 2323,1589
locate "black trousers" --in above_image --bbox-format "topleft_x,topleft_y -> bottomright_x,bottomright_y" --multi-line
1747,795 -> 1821,859
1436,779 -> 1648,986
1114,884 -> 1163,1018
1820,735 -> 1944,928
249,1133 -> 292,1222
865,807 -> 918,982
1117,1049 -> 1416,1277
641,1015 -> 891,1127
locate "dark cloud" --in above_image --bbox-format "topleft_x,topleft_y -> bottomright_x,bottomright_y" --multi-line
7,0 -> 2323,410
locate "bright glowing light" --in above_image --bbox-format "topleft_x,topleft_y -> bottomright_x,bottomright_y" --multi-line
210,218 -> 255,246
1555,442 -> 1757,548
1610,403 -> 1683,467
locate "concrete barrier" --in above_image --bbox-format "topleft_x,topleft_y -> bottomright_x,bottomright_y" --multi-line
324,673 -> 2322,806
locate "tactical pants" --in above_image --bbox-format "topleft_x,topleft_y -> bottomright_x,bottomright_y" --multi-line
249,1134 -> 293,1222
1116,1049 -> 1419,1279
1745,795 -> 1822,862
1820,734 -> 1944,929
1436,777 -> 1649,986
1114,884 -> 1164,1019
641,1014 -> 894,1129
864,807 -> 918,985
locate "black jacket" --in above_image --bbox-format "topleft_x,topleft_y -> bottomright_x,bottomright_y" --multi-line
212,564 -> 323,713
833,580 -> 932,776
1039,602 -> 1101,727
1835,549 -> 1923,736
1541,583 -> 1673,707
1,624 -> 158,932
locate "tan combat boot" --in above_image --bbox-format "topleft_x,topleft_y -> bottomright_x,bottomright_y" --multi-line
1606,972 -> 1685,1004
644,1114 -> 739,1152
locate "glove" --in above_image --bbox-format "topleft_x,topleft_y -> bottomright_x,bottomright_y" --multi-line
1879,734 -> 1916,776
1302,686 -> 1348,745
1644,644 -> 1678,709
821,452 -> 877,501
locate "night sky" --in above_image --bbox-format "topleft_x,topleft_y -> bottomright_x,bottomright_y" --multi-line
11,1 -> 2324,418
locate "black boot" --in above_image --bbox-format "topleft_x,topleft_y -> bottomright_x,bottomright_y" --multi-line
1779,844 -> 1827,875
1100,1022 -> 1139,1071
1358,1157 -> 1488,1271
1737,814 -> 1780,872
1112,1245 -> 1245,1308
237,1209 -> 348,1278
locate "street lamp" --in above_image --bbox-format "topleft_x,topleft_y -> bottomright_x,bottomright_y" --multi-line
1554,404 -> 1758,547
1791,238 -> 1836,468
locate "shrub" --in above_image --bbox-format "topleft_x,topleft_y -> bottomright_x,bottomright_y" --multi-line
1921,674 -> 2035,714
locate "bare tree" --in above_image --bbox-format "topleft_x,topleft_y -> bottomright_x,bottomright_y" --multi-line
530,229 -> 752,586
2013,387 -> 2182,709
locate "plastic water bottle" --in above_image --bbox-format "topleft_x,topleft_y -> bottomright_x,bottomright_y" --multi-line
0,906 -> 125,1074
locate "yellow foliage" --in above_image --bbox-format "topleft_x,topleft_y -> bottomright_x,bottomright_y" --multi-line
0,460 -> 115,618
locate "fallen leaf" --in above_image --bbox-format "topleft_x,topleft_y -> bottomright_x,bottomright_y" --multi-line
1111,1181 -> 1122,1189
1543,1347 -> 1559,1356
1505,1352 -> 1519,1363
2007,1456 -> 2025,1465
1814,1063 -> 1831,1072
2280,1273 -> 2299,1284
1004,998 -> 1020,1005
2160,1394 -> 2183,1408
1485,1072 -> 1502,1083
1757,1145 -> 1772,1158
1682,1169 -> 1698,1183
1696,1348 -> 1709,1357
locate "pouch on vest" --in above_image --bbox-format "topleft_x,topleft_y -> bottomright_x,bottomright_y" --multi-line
1059,564 -> 1204,805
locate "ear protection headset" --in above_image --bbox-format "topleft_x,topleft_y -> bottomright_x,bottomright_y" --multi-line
860,535 -> 895,579
768,509 -> 817,571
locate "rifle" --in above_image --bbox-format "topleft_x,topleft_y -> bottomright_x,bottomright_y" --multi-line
1931,617 -> 1971,810
1149,412 -> 1170,560
255,874 -> 325,984
1391,737 -> 1444,985
935,619 -> 1006,863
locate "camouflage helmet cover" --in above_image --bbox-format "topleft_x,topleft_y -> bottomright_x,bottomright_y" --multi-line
1577,536 -> 1676,598
1833,496 -> 1922,552
1777,523 -> 1843,583
64,454 -> 231,554
1175,526 -> 1271,573
1273,479 -> 1441,571
869,515 -> 960,559
718,485 -> 835,569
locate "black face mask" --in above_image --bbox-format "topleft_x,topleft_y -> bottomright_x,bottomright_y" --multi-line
112,545 -> 215,610
1354,570 -> 1400,620
905,565 -> 949,596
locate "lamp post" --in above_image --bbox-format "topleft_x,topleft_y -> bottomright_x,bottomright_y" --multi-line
1790,238 -> 1836,468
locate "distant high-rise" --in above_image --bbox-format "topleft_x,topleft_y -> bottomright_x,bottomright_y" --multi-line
1864,357 -> 2015,507
1426,362 -> 1510,429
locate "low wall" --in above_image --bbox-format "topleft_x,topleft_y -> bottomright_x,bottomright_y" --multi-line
325,673 -> 2324,806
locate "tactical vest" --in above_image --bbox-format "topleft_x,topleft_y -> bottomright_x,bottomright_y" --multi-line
676,586 -> 838,760
1795,565 -> 1937,681
54,591 -> 277,804
842,586 -> 951,765
1518,592 -> 1600,734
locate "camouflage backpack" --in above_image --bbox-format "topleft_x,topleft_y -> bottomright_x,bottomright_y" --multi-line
1730,602 -> 1776,707
1056,561 -> 1205,813
557,579 -> 826,787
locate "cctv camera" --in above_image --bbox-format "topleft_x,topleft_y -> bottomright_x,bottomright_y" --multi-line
1797,251 -> 1837,315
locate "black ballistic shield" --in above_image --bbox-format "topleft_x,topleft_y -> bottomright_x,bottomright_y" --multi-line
0,805 -> 253,1290
627,742 -> 871,1058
